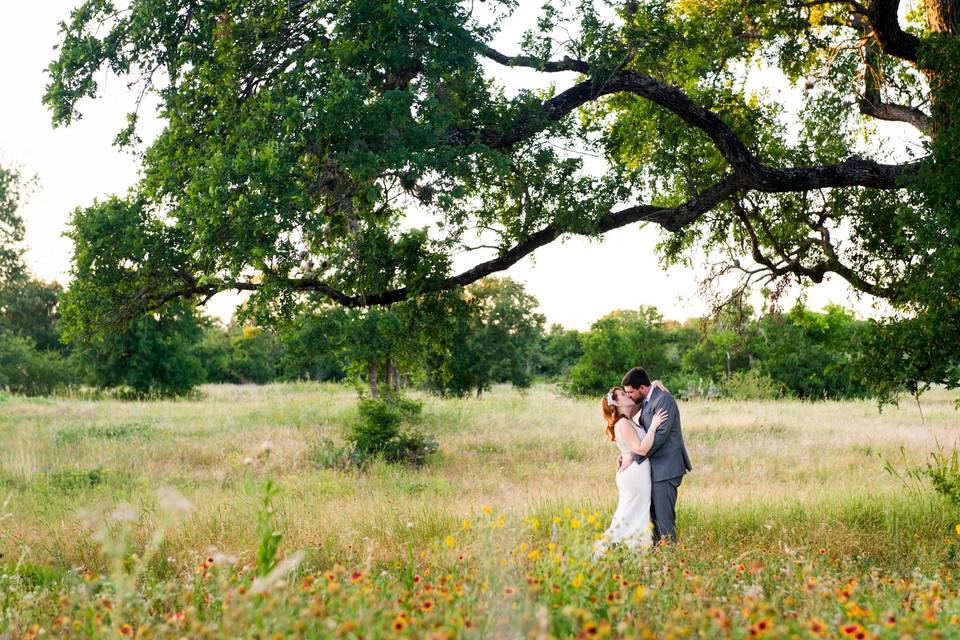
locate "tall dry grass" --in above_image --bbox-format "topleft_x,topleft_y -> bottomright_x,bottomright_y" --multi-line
1,383 -> 957,574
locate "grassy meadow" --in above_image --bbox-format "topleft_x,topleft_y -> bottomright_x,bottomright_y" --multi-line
1,383 -> 959,638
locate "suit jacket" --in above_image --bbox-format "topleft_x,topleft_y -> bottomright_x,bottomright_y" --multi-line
633,387 -> 692,482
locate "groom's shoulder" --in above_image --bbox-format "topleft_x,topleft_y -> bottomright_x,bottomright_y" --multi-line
653,388 -> 678,409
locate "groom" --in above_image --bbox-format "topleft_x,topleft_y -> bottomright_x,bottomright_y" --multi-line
622,367 -> 692,545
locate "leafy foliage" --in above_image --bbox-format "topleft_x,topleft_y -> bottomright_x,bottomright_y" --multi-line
73,301 -> 205,398
0,161 -> 30,286
348,396 -> 437,467
42,0 -> 960,403
426,278 -> 545,397
0,329 -> 76,396
566,306 -> 679,395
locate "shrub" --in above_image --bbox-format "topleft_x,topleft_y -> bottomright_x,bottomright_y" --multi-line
352,399 -> 405,455
0,330 -> 76,396
668,374 -> 722,401
722,370 -> 784,401
343,396 -> 435,467
308,436 -> 364,471
924,445 -> 960,508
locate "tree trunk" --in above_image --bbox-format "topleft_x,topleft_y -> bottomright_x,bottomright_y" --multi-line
926,0 -> 960,140
369,361 -> 379,399
392,364 -> 401,393
927,0 -> 960,35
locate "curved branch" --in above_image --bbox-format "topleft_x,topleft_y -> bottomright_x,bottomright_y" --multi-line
127,154 -> 920,319
860,42 -> 932,134
867,0 -> 922,64
476,70 -> 757,172
859,97 -> 932,133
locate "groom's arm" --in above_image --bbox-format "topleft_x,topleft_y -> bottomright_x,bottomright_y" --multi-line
645,394 -> 679,457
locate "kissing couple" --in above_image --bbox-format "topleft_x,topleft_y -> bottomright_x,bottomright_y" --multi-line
594,366 -> 693,557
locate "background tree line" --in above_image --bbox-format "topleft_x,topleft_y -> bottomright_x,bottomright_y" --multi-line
0,157 -> 886,402
2,267 -> 875,403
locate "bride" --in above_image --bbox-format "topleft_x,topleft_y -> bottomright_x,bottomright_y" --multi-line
594,384 -> 669,557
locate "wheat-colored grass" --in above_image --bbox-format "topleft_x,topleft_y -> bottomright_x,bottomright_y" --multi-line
0,383 -> 957,573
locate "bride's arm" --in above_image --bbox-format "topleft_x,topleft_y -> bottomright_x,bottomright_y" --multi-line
619,410 -> 669,456
651,379 -> 670,394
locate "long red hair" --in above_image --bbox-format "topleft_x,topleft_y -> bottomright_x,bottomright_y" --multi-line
601,386 -> 622,442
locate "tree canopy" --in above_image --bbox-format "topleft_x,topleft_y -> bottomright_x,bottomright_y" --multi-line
46,0 -> 959,398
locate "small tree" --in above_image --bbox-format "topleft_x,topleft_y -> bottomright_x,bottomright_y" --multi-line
75,301 -> 205,398
566,307 -> 675,396
537,324 -> 583,380
426,278 -> 545,397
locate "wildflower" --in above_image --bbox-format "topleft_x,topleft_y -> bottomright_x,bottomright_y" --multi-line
462,519 -> 471,530
582,620 -> 599,636
413,575 -> 421,584
482,505 -> 492,515
445,535 -> 455,548
570,518 -> 581,529
420,599 -> 435,612
350,570 -> 363,584
885,615 -> 896,627
119,623 -> 134,636
632,585 -> 647,603
808,619 -> 826,635
818,547 -> 827,555
955,524 -> 960,536
392,616 -> 407,632
503,586 -> 516,597
528,549 -> 540,560
571,573 -> 584,589
168,612 -> 186,626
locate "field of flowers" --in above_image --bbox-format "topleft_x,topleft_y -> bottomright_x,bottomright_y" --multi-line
1,384 -> 959,638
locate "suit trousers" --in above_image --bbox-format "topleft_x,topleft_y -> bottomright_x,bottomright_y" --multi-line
651,475 -> 682,544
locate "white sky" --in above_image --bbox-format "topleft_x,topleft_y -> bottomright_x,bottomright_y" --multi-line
0,2 -> 911,330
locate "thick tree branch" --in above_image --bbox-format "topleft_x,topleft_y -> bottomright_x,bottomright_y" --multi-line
859,43 -> 932,134
126,153 -> 920,320
867,0 -> 922,64
471,69 -> 757,172
859,96 -> 932,132
477,44 -> 590,73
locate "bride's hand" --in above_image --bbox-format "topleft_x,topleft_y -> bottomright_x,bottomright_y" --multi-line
650,408 -> 669,430
651,379 -> 670,394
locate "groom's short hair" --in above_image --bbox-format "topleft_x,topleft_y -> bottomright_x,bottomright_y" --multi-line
622,367 -> 651,388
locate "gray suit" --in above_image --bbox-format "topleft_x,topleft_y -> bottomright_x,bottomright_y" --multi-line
632,387 -> 692,543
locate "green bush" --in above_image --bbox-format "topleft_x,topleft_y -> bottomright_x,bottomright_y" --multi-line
308,436 -> 365,471
722,370 -> 785,401
925,445 -> 960,508
382,431 -> 438,467
0,330 -> 76,396
670,374 -> 722,400
348,397 -> 434,467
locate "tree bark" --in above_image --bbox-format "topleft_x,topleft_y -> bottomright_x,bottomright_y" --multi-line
927,0 -> 960,35
369,361 -> 379,399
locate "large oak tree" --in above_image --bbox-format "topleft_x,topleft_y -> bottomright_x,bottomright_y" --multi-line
46,0 -> 959,398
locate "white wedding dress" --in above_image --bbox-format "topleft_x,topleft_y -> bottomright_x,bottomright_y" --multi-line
594,419 -> 653,557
